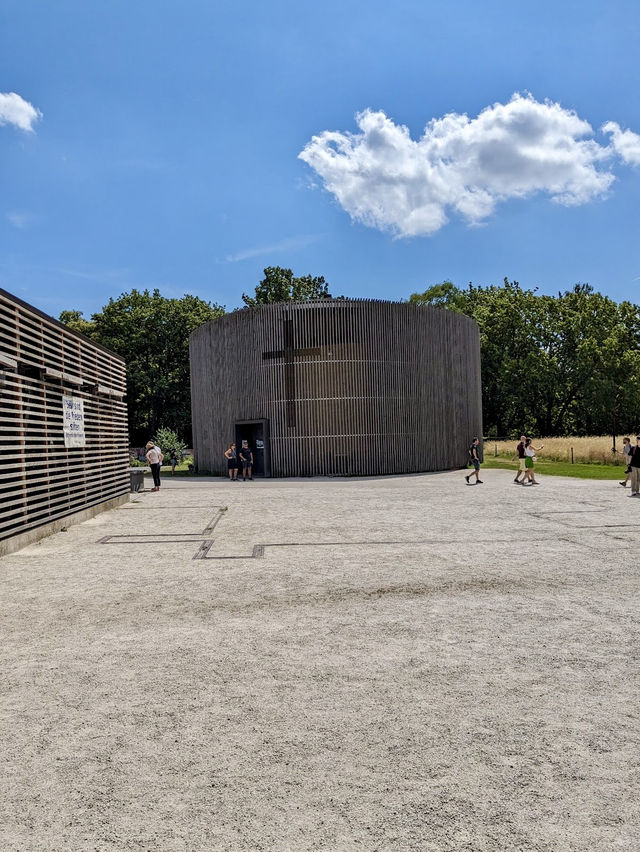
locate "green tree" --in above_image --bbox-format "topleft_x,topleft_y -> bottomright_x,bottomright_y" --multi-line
242,266 -> 332,306
61,289 -> 225,444
410,280 -> 640,437
58,309 -> 95,338
153,427 -> 187,461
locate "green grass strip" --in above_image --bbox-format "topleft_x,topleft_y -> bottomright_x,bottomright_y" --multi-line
482,458 -> 626,480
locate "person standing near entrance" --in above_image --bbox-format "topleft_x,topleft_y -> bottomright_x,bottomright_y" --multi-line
224,443 -> 239,481
465,437 -> 483,484
629,436 -> 640,497
146,441 -> 163,492
239,440 -> 254,481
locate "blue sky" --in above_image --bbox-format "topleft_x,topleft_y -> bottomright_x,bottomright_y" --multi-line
1,0 -> 639,319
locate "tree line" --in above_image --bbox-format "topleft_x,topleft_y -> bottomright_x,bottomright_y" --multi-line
59,270 -> 640,443
410,279 -> 640,437
58,267 -> 330,444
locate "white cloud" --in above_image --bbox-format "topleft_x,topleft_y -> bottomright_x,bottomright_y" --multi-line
602,121 -> 640,166
299,93 -> 638,237
0,91 -> 42,132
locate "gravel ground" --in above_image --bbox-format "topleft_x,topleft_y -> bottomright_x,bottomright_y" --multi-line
1,470 -> 639,851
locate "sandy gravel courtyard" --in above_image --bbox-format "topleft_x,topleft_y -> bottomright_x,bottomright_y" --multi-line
1,470 -> 639,851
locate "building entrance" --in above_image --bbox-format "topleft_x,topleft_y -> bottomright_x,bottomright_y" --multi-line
234,419 -> 270,477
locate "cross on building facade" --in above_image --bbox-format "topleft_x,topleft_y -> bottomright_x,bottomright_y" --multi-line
262,317 -> 325,428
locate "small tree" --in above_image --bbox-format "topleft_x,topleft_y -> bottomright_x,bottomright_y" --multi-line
153,427 -> 187,461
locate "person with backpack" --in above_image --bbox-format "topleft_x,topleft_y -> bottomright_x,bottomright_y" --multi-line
465,437 -> 483,485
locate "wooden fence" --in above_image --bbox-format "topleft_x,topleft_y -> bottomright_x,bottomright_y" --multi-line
0,288 -> 129,550
190,299 -> 482,477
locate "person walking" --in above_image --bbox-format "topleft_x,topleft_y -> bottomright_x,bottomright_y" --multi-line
522,438 -> 544,485
224,443 -> 239,481
465,437 -> 483,484
146,441 -> 162,492
239,440 -> 254,481
629,436 -> 640,497
613,437 -> 633,487
512,435 -> 527,483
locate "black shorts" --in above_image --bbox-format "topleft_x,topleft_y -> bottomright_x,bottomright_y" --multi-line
241,458 -> 251,468
227,458 -> 238,470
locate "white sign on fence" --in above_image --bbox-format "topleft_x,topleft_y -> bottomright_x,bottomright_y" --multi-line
62,396 -> 86,448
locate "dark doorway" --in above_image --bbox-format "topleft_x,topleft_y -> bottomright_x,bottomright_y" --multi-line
235,419 -> 270,477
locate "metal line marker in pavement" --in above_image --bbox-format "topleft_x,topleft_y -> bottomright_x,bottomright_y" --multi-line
98,506 -> 227,560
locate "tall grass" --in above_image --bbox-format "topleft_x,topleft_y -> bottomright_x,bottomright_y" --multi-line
487,435 -> 634,465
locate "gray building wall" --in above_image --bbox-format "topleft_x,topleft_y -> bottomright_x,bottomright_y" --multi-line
189,299 -> 482,477
0,288 -> 129,554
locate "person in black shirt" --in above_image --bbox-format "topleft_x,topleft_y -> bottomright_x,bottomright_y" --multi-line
629,436 -> 640,497
224,443 -> 239,481
465,437 -> 483,485
239,440 -> 254,481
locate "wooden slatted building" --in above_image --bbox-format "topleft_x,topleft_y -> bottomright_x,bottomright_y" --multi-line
0,288 -> 129,556
190,299 -> 482,477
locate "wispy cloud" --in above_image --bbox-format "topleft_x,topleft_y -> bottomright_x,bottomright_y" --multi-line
55,266 -> 133,283
300,93 -> 640,238
0,91 -> 42,132
224,234 -> 322,263
6,211 -> 33,229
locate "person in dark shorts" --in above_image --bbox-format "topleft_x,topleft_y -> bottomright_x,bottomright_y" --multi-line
224,443 -> 239,481
465,437 -> 483,484
239,440 -> 254,481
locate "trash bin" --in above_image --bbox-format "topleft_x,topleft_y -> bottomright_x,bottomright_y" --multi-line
130,468 -> 145,492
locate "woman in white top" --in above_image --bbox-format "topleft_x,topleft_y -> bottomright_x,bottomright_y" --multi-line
146,441 -> 163,491
522,438 -> 544,485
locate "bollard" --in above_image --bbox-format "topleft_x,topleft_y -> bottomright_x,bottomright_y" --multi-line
495,443 -> 498,457
571,447 -> 574,464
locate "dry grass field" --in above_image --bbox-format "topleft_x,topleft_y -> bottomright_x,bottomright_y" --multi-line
488,435 -> 634,465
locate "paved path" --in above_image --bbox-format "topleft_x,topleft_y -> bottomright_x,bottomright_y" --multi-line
1,470 -> 638,850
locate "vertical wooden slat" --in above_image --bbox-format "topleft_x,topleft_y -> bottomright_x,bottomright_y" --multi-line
190,299 -> 482,478
0,288 -> 129,546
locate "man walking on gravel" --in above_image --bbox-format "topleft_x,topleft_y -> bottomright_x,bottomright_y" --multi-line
465,437 -> 483,485
629,436 -> 640,497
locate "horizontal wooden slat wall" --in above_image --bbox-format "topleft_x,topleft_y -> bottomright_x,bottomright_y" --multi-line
190,299 -> 482,477
0,288 -> 129,544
